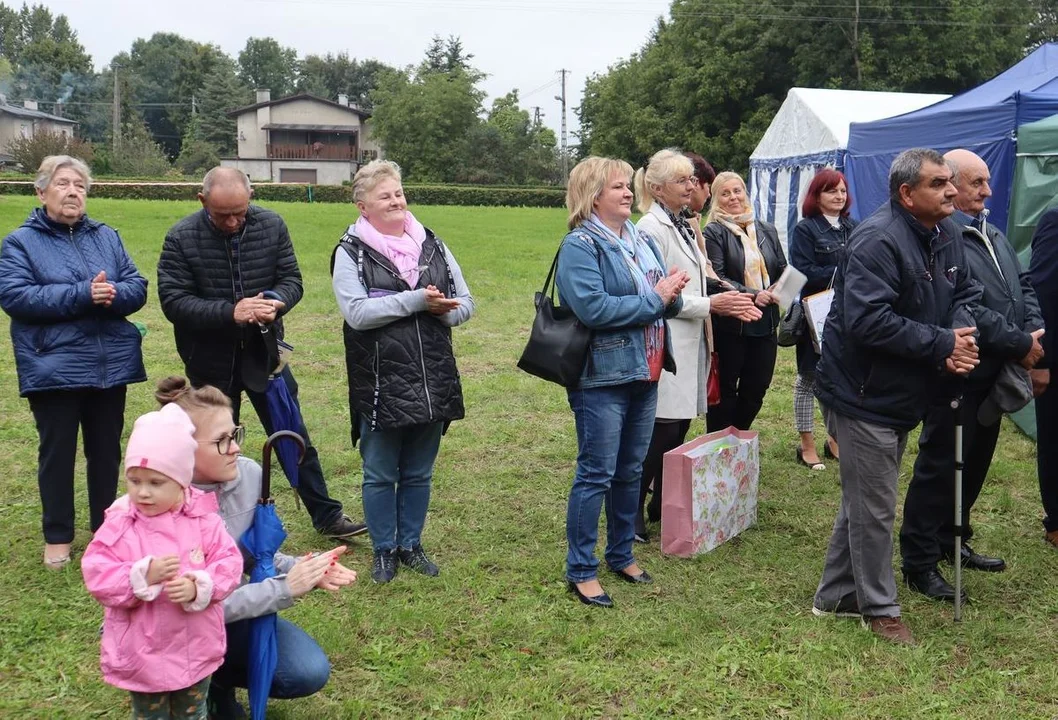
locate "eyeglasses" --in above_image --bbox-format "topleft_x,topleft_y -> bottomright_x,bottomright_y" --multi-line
669,176 -> 699,187
199,425 -> 245,455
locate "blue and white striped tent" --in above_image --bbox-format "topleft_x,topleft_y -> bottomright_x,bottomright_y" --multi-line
749,88 -> 949,255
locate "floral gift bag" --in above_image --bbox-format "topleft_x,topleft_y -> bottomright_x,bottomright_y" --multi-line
660,427 -> 759,557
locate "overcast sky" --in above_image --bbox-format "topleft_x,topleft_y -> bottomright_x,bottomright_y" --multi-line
42,0 -> 673,145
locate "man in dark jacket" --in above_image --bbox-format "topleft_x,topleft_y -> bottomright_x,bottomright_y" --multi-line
899,149 -> 1044,599
1030,207 -> 1058,546
157,167 -> 365,540
812,148 -> 983,645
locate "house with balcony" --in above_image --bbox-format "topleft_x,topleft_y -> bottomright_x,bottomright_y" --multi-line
221,89 -> 381,185
0,99 -> 78,165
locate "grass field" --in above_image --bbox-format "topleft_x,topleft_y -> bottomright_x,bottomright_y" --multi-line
0,196 -> 1050,719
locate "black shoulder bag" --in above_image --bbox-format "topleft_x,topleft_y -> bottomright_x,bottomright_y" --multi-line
517,245 -> 593,387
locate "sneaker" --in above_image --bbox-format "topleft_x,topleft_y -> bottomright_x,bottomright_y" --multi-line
319,514 -> 369,540
861,615 -> 915,646
371,548 -> 398,584
397,544 -> 440,577
207,686 -> 246,720
811,596 -> 860,618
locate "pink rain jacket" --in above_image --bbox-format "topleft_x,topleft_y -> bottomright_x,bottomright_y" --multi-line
81,488 -> 243,692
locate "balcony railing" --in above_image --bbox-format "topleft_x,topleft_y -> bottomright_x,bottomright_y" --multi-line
266,144 -> 357,160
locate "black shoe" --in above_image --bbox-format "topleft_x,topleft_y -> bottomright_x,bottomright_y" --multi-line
371,548 -> 399,584
824,440 -> 839,462
320,514 -> 369,540
634,513 -> 649,543
397,545 -> 440,576
943,543 -> 1006,573
796,447 -> 826,471
612,567 -> 653,584
567,581 -> 614,608
207,686 -> 246,720
903,568 -> 967,604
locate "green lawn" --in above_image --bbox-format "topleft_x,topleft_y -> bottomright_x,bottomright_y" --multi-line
0,197 -> 1051,719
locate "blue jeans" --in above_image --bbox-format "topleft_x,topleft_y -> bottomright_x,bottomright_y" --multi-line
211,617 -> 330,699
566,381 -> 658,583
359,417 -> 444,552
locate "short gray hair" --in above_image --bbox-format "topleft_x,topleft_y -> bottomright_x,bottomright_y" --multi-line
35,155 -> 92,192
889,148 -> 946,199
352,159 -> 402,203
201,167 -> 251,198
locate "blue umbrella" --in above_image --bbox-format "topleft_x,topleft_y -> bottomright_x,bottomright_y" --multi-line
264,369 -> 304,491
240,429 -> 305,720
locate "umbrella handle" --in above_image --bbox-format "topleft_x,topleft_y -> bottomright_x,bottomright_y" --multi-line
261,430 -> 306,501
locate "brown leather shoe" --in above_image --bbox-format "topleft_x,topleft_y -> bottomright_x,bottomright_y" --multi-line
1046,530 -> 1058,549
861,615 -> 915,645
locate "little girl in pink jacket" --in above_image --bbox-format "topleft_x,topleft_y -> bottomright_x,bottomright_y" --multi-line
82,404 -> 243,719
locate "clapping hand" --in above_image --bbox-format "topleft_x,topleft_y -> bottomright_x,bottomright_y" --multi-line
710,290 -> 762,323
164,574 -> 198,604
90,270 -> 116,307
424,285 -> 460,315
944,326 -> 980,375
286,546 -> 356,597
654,268 -> 691,305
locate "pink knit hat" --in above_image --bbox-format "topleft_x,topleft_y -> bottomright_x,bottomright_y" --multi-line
124,404 -> 198,488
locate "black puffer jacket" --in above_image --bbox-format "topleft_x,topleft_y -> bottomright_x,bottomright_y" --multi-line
331,230 -> 464,437
157,207 -> 303,391
814,201 -> 983,431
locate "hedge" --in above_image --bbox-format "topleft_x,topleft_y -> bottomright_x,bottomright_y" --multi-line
0,181 -> 566,207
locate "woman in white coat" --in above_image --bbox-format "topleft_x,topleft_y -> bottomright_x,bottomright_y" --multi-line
632,149 -> 761,541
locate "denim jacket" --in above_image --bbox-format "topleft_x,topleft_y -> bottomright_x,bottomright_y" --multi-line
555,222 -> 682,389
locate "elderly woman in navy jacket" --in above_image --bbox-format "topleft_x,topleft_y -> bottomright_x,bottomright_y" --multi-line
0,155 -> 147,568
555,156 -> 688,608
703,171 -> 787,432
787,169 -> 856,469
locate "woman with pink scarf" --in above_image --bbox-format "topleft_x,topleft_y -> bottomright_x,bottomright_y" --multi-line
330,160 -> 475,584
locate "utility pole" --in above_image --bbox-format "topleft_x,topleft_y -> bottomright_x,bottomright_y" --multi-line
531,106 -> 543,126
555,69 -> 569,184
112,65 -> 121,150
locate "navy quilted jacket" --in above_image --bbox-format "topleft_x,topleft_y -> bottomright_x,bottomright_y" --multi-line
0,208 -> 147,396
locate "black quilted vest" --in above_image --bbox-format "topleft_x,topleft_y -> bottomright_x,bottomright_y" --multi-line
331,229 -> 465,434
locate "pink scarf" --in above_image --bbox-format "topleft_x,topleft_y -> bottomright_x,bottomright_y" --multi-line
354,210 -> 428,288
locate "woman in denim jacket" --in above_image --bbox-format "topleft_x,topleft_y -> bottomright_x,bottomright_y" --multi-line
787,169 -> 856,470
554,157 -> 689,608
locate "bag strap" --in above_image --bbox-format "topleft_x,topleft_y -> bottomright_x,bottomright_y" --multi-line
826,267 -> 838,291
543,232 -> 600,304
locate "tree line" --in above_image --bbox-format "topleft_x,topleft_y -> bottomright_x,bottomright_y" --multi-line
0,4 -> 563,183
578,0 -> 1058,175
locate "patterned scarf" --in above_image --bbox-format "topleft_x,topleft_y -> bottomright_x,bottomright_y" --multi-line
582,214 -> 667,380
714,209 -> 769,291
663,205 -> 698,253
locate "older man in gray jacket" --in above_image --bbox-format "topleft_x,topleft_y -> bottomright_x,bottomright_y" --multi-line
899,149 -> 1044,602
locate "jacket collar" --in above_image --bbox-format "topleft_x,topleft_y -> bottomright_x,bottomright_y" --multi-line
892,201 -> 951,248
647,201 -> 675,227
26,206 -> 99,234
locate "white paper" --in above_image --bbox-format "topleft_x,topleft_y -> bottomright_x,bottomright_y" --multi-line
771,265 -> 807,310
802,288 -> 835,353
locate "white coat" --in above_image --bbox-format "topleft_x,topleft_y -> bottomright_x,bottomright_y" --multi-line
636,202 -> 714,420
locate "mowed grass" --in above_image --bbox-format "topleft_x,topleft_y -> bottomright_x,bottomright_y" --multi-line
0,195 -> 1052,720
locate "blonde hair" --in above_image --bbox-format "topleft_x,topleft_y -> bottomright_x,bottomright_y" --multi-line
35,155 -> 92,193
566,156 -> 634,230
705,171 -> 751,223
633,148 -> 694,213
352,159 -> 402,203
155,376 -> 232,431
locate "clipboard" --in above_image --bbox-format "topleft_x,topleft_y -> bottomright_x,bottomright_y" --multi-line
801,288 -> 835,354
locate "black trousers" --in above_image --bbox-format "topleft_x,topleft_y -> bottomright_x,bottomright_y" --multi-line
639,418 -> 692,520
706,331 -> 778,432
206,367 -> 344,531
27,386 -> 127,544
899,384 -> 1000,572
1037,382 -> 1058,531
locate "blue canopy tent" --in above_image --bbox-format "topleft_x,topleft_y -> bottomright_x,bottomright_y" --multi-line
845,43 -> 1058,230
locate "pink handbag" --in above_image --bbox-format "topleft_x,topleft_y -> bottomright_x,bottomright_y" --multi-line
660,427 -> 759,557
